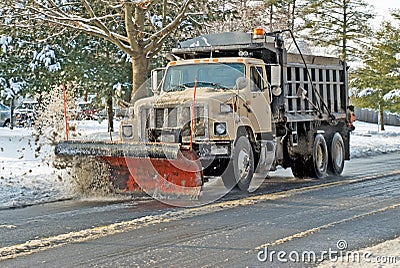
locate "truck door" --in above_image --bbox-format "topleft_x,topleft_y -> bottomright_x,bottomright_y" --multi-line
249,65 -> 273,134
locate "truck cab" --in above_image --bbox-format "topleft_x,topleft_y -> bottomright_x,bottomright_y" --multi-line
120,55 -> 276,190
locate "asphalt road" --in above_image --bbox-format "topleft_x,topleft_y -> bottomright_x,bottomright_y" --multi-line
1,153 -> 399,267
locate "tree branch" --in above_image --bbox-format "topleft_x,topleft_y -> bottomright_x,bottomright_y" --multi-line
144,0 -> 191,55
124,2 -> 139,53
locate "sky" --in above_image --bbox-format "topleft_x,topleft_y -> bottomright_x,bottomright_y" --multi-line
366,0 -> 400,28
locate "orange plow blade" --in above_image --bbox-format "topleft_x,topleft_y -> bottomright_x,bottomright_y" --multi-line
55,141 -> 204,197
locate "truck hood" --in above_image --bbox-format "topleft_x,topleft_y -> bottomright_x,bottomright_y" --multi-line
135,87 -> 235,108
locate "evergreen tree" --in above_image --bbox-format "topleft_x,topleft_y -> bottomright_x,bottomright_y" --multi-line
390,9 -> 400,21
0,29 -> 32,105
1,19 -> 132,129
299,0 -> 375,61
350,21 -> 400,130
1,0 -> 193,104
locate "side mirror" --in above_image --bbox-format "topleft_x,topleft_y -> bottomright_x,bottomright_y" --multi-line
270,65 -> 282,96
151,68 -> 165,95
235,77 -> 248,90
270,65 -> 281,88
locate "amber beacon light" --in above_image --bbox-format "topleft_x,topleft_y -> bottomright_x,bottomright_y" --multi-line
253,27 -> 265,38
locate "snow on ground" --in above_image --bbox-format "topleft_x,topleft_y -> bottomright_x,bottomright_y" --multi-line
350,121 -> 400,158
0,120 -> 116,209
0,120 -> 400,209
0,127 -> 68,209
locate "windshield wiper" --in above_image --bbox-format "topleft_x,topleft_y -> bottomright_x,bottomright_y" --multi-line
196,81 -> 229,90
169,84 -> 190,91
168,82 -> 229,92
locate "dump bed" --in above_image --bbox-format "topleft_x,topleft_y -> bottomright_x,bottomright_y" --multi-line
280,53 -> 348,123
173,31 -> 348,123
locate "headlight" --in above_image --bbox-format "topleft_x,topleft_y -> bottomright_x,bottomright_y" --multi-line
220,103 -> 232,113
214,122 -> 227,136
122,125 -> 133,139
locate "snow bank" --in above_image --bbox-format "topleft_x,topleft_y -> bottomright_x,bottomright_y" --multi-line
0,127 -> 71,209
0,120 -> 117,209
0,120 -> 399,209
350,121 -> 400,158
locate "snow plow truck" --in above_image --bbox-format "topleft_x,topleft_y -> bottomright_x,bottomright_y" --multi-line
55,28 -> 353,196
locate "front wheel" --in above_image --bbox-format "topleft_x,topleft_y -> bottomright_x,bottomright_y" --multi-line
221,136 -> 255,192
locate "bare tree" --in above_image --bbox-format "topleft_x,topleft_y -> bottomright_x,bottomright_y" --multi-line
1,0 -> 192,104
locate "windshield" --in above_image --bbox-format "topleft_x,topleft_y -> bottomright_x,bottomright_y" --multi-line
0,103 -> 9,110
163,63 -> 245,92
16,102 -> 38,110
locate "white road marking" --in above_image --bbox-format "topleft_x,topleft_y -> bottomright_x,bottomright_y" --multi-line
0,225 -> 16,229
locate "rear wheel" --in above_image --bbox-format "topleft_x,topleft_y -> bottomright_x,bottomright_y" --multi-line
328,133 -> 345,175
291,134 -> 328,179
221,136 -> 255,192
312,134 -> 328,179
291,157 -> 310,178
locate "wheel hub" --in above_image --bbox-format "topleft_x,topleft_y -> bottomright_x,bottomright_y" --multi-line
238,149 -> 250,179
316,144 -> 325,171
333,143 -> 343,167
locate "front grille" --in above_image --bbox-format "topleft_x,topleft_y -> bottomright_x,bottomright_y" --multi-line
155,108 -> 164,128
140,104 -> 208,141
167,108 -> 178,127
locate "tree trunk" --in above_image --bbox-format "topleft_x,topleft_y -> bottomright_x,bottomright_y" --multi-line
106,89 -> 114,132
290,0 -> 296,31
379,105 -> 385,131
162,0 -> 167,26
10,95 -> 15,130
130,54 -> 150,104
269,5 -> 273,32
341,0 -> 347,61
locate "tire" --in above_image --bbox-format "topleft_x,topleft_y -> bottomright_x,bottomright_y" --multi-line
312,134 -> 328,179
222,136 -> 255,191
221,160 -> 236,190
328,133 -> 345,175
291,157 -> 310,178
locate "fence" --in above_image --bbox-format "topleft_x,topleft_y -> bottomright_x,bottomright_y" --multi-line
354,107 -> 400,126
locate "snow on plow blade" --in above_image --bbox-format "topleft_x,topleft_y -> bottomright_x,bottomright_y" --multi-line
55,141 -> 203,197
